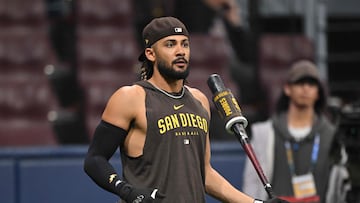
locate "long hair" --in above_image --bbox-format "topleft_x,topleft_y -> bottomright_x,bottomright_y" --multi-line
275,80 -> 327,115
140,59 -> 154,80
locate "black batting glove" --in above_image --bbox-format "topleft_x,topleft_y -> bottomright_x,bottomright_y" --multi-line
265,197 -> 290,203
254,197 -> 290,203
118,181 -> 165,203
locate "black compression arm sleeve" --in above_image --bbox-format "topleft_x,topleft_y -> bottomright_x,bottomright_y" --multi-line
83,120 -> 127,196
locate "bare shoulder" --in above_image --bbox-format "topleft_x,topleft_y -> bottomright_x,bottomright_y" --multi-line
102,84 -> 145,128
103,84 -> 145,109
111,84 -> 145,101
185,85 -> 210,112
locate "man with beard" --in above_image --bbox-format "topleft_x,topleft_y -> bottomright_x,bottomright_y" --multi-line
243,60 -> 336,203
84,16 -> 288,203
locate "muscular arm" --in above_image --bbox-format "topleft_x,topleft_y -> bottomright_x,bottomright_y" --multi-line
204,135 -> 254,203
189,87 -> 254,203
102,85 -> 146,157
83,85 -> 145,196
102,85 -> 143,131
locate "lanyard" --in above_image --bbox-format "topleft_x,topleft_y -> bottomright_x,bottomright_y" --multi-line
284,134 -> 320,175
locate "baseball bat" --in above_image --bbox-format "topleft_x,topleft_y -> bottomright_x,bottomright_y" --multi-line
207,74 -> 275,199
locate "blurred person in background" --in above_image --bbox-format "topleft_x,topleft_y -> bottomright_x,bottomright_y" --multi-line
202,0 -> 267,124
242,60 -> 336,203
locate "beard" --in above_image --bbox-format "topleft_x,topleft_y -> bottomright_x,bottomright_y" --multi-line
157,58 -> 190,80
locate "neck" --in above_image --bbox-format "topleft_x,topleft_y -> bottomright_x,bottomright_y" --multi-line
147,80 -> 185,99
147,77 -> 184,93
287,104 -> 315,128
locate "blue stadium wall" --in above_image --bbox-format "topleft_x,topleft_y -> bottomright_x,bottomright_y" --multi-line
0,142 -> 247,203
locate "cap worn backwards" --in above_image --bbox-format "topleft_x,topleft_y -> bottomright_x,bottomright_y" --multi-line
138,16 -> 189,61
287,60 -> 320,83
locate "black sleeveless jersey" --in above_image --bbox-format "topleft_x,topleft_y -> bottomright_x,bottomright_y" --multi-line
120,81 -> 209,203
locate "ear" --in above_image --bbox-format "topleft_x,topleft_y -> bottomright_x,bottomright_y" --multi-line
145,48 -> 155,62
284,84 -> 291,96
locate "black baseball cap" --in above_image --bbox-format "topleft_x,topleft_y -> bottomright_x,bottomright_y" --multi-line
138,16 -> 189,62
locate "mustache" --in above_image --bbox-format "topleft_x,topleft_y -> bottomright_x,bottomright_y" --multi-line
172,57 -> 188,64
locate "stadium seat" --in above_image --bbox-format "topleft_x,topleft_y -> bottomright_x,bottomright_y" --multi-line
0,25 -> 56,72
258,34 -> 314,114
0,76 -> 55,117
186,34 -> 237,101
77,0 -> 133,27
0,74 -> 58,146
189,34 -> 232,69
0,120 -> 57,146
0,0 -> 47,26
77,26 -> 139,69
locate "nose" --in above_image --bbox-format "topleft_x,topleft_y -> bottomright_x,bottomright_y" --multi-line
176,45 -> 186,57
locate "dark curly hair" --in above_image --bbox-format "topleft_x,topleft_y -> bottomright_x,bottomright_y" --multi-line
140,59 -> 154,80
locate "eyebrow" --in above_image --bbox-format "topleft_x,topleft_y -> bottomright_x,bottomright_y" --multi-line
165,39 -> 189,43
